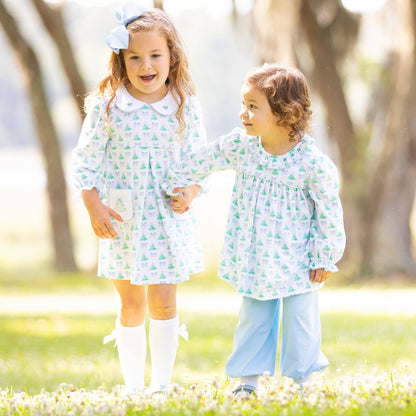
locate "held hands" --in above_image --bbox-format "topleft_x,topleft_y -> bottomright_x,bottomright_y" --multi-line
310,268 -> 332,283
170,185 -> 201,214
82,189 -> 123,239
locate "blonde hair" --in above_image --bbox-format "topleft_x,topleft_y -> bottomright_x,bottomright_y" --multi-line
92,8 -> 195,135
245,64 -> 312,142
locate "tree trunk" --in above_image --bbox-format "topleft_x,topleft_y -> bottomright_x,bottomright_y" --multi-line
363,0 -> 416,275
299,0 -> 356,179
30,0 -> 87,119
299,0 -> 364,266
153,0 -> 164,10
253,0 -> 299,65
0,0 -> 77,272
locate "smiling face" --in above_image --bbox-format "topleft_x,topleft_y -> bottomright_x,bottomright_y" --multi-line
123,30 -> 171,103
239,82 -> 280,141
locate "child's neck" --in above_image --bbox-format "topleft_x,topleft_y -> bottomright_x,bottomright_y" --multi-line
261,128 -> 298,156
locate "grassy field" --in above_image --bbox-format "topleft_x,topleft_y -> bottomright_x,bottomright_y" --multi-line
0,272 -> 416,415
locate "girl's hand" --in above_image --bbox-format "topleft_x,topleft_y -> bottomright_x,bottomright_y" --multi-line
82,189 -> 123,239
310,268 -> 332,283
170,185 -> 201,214
170,191 -> 189,214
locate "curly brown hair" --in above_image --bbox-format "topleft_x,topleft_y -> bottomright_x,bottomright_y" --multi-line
245,64 -> 312,142
92,8 -> 195,135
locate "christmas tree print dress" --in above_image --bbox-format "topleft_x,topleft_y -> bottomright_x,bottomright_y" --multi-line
73,85 -> 205,285
165,128 -> 346,300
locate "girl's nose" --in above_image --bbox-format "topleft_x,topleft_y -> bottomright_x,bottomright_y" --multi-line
141,58 -> 152,70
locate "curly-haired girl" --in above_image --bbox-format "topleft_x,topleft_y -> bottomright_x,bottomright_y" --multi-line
166,63 -> 346,397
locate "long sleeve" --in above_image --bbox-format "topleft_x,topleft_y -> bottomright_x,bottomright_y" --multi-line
307,154 -> 346,272
72,97 -> 109,199
163,128 -> 244,194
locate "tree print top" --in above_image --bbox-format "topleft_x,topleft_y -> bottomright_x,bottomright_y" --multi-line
164,128 -> 346,300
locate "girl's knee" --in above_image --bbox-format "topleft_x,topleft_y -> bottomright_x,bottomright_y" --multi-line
148,303 -> 176,320
119,301 -> 146,326
148,284 -> 177,319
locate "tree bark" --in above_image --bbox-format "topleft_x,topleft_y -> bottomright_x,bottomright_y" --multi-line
253,0 -> 299,65
299,0 -> 364,265
363,0 -> 416,275
0,0 -> 77,271
299,0 -> 356,179
30,0 -> 87,119
153,0 -> 164,10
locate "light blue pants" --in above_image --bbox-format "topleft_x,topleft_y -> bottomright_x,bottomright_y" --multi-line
226,291 -> 329,380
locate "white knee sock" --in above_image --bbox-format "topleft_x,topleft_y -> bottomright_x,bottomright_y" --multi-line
149,316 -> 179,392
115,320 -> 146,394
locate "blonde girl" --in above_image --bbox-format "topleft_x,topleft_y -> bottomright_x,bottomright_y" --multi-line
72,2 -> 205,394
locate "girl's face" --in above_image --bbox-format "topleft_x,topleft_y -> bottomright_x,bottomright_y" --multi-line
123,30 -> 171,103
239,82 -> 280,141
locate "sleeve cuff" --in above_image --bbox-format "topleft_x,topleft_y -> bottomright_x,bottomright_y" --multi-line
309,260 -> 339,273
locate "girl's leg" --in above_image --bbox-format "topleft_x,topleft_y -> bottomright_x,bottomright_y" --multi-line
147,284 -> 178,392
280,290 -> 329,383
112,280 -> 147,393
226,297 -> 281,380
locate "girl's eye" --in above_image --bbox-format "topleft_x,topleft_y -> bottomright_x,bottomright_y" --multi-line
152,54 -> 161,58
250,104 -> 257,109
130,56 -> 139,60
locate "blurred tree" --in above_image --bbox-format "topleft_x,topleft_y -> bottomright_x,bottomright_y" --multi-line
251,0 -> 416,277
361,0 -> 416,275
30,0 -> 87,119
0,0 -> 77,271
253,0 -> 298,65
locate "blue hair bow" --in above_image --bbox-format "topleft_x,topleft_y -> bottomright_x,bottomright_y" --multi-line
106,2 -> 147,54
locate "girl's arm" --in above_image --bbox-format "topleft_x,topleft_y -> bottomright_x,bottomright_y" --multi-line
72,97 -> 124,237
163,128 -> 244,195
307,154 -> 346,276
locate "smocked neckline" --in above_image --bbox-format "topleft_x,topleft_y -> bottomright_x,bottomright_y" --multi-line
251,135 -> 312,169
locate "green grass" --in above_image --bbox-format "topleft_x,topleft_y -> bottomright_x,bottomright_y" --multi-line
1,312 -> 415,395
1,310 -> 416,415
0,269 -> 415,414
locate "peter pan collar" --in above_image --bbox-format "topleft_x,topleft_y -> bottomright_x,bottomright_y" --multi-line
115,84 -> 179,115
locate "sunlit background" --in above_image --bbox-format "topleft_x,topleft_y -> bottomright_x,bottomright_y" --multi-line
0,0 -> 414,277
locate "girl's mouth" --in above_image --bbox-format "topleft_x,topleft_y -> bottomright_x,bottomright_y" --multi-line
140,75 -> 156,82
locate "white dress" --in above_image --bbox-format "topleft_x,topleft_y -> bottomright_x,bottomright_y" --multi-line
165,128 -> 346,300
72,85 -> 206,284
